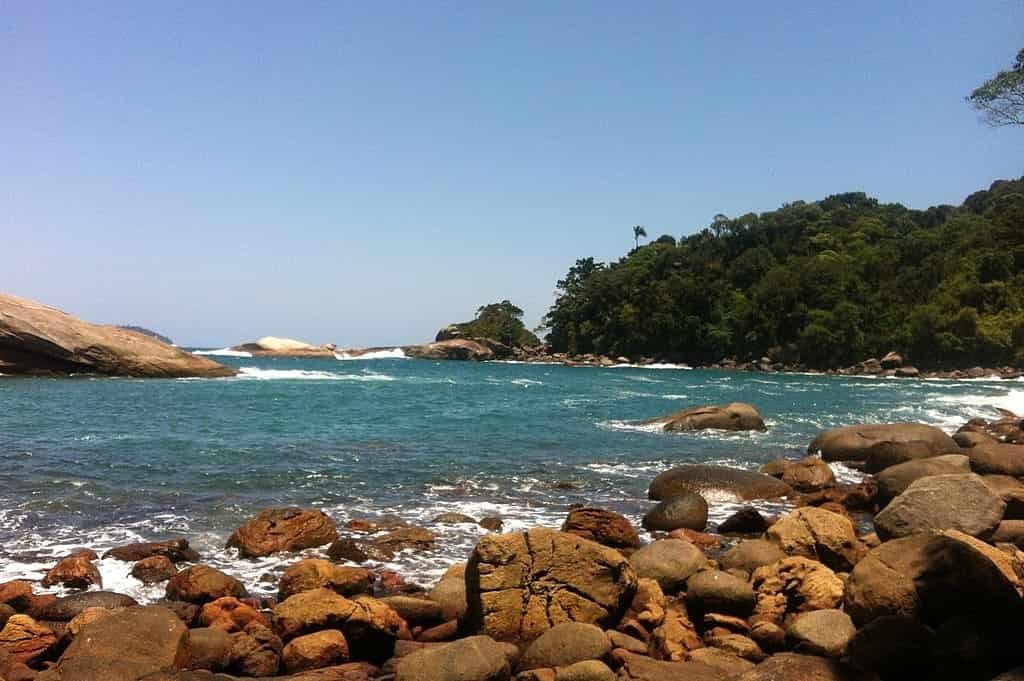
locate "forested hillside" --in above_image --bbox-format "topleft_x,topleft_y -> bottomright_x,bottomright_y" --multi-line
544,178 -> 1024,368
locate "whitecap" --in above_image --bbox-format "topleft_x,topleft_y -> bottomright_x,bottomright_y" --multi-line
335,348 -> 407,360
610,362 -> 692,370
192,348 -> 253,358
237,367 -> 396,381
510,378 -> 544,387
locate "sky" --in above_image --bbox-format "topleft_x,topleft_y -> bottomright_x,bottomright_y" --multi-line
2,2 -> 1022,347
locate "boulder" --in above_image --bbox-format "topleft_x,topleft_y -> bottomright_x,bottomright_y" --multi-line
648,465 -> 792,502
40,605 -> 189,681
750,557 -> 844,626
786,609 -> 855,658
227,508 -> 338,558
404,339 -> 497,361
199,597 -> 269,633
612,650 -> 729,681
0,582 -> 33,611
434,513 -> 478,524
717,507 -> 768,535
379,596 -> 443,627
0,614 -> 56,665
166,566 -> 247,604
282,630 -> 350,673
0,293 -> 236,377
41,553 -> 102,590
966,442 -> 1024,476
874,473 -> 1004,540
983,475 -> 1024,518
227,622 -> 282,677
808,423 -> 958,463
65,606 -> 114,642
719,540 -> 785,575
187,627 -> 232,671
132,556 -> 178,584
429,565 -> 468,623
688,647 -> 756,676
273,590 -> 402,663
641,402 -> 767,432
733,652 -> 874,681
845,615 -> 935,680
629,539 -> 708,593
395,635 -> 512,681
876,454 -> 971,503
104,539 -> 201,563
278,560 -> 373,600
620,578 -> 667,633
231,336 -> 335,358
862,439 -> 948,473
880,352 -> 903,369
561,508 -> 640,549
371,527 -> 436,556
518,622 -> 610,671
552,660 -> 616,681
760,457 -> 835,492
650,599 -> 703,661
701,632 -> 764,662
684,570 -> 755,617
642,493 -> 709,532
0,604 -> 12,631
465,529 -> 638,644
766,506 -> 865,571
33,591 -> 138,621
327,539 -> 370,564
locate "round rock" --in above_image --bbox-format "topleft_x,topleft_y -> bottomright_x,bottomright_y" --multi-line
518,622 -> 611,671
642,493 -> 709,532
629,539 -> 708,593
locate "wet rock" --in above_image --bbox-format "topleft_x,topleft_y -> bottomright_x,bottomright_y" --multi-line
561,508 -> 640,549
0,614 -> 56,665
227,508 -> 339,558
642,402 -> 767,432
479,517 -> 504,532
104,539 -> 200,564
466,528 -> 638,645
199,597 -> 269,633
786,609 -> 855,658
518,622 -> 610,671
750,557 -> 844,626
967,442 -> 1024,476
371,527 -> 436,557
40,605 -> 189,681
808,423 -> 958,463
33,591 -> 138,621
132,556 -> 178,584
766,506 -> 865,571
273,590 -> 402,663
433,513 -> 477,524
380,596 -> 443,627
684,570 -> 755,617
629,539 -> 708,593
649,465 -> 791,502
187,626 -> 232,671
327,539 -> 370,564
0,582 -> 34,612
395,635 -> 512,681
41,554 -> 102,590
719,540 -> 785,574
874,473 -> 1004,540
760,457 -> 835,492
278,559 -> 373,600
429,564 -> 468,623
717,507 -> 768,535
282,630 -> 350,673
642,493 -> 709,532
228,622 -> 283,677
875,454 -> 971,503
166,565 -> 247,604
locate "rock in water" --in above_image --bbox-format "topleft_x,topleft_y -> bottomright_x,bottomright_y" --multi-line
0,292 -> 236,378
807,423 -> 958,463
465,528 -> 638,644
561,508 -> 640,549
642,493 -> 709,532
166,565 -> 247,604
641,402 -> 767,432
759,457 -> 835,492
648,465 -> 792,502
873,473 -> 1004,540
404,339 -> 497,361
226,507 -> 339,558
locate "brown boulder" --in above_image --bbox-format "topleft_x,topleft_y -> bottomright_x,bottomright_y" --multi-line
786,609 -> 855,658
629,539 -> 708,593
808,423 -> 958,463
33,591 -> 137,621
717,508 -> 769,535
227,508 -> 339,558
734,652 -> 874,681
613,650 -> 729,681
371,527 -> 435,556
0,582 -> 33,612
873,473 -> 1004,540
186,626 -> 232,671
273,590 -> 402,663
104,539 -> 200,563
199,597 -> 269,633
719,540 -> 785,575
41,554 -> 102,590
750,557 -> 844,625
132,556 -> 178,584
404,339 -> 497,361
641,402 -> 767,432
760,457 -> 835,492
228,622 -> 283,677
0,293 -> 236,378
278,560 -> 373,601
966,442 -> 1024,476
0,614 -> 56,665
166,565 -> 247,604
394,635 -> 512,681
766,507 -> 865,571
648,465 -> 792,502
650,599 -> 703,661
282,630 -> 350,673
875,454 -> 971,503
561,508 -> 640,549
465,528 -> 638,644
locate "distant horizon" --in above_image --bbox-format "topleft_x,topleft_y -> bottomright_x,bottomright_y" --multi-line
4,2 -> 1022,346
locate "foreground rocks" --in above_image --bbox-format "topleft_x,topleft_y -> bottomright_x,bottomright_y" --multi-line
0,292 -> 237,378
641,403 -> 767,432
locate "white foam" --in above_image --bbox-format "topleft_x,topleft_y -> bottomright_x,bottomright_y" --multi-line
192,348 -> 253,358
596,420 -> 665,433
611,363 -> 692,370
510,378 -> 544,387
335,348 -> 407,360
237,367 -> 396,381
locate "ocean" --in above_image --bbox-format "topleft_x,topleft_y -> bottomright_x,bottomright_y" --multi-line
1,352 -> 1021,602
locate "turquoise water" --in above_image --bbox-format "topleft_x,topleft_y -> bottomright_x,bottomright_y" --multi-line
1,355 -> 1021,599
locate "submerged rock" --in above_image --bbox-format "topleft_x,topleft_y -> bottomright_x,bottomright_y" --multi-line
648,465 -> 792,502
641,402 -> 767,432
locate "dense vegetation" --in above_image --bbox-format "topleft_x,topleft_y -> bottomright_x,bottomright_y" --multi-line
119,325 -> 174,345
543,178 -> 1024,369
441,300 -> 541,348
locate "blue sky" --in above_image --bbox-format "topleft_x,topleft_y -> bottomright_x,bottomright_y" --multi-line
3,2 -> 1021,347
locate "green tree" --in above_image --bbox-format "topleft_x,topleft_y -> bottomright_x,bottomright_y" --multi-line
633,225 -> 647,250
967,48 -> 1024,127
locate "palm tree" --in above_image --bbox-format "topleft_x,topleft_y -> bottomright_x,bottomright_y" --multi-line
633,225 -> 647,250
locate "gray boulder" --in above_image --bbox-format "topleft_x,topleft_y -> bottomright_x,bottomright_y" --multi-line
874,473 -> 1005,540
518,622 -> 610,671
876,454 -> 970,503
785,609 -> 855,658
808,423 -> 958,463
642,493 -> 708,532
629,539 -> 708,593
395,635 -> 511,681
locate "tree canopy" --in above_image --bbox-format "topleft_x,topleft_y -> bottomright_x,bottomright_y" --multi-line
967,48 -> 1024,127
543,178 -> 1024,369
445,300 -> 541,348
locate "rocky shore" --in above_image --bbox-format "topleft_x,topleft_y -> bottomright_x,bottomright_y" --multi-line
3,406 -> 1024,681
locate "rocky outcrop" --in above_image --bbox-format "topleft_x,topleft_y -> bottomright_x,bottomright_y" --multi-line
465,528 -> 638,644
226,508 -> 339,558
0,293 -> 236,378
230,336 -> 336,358
641,403 -> 767,432
648,465 -> 792,502
41,553 -> 102,590
272,590 -> 403,663
807,423 -> 958,462
403,339 -> 499,361
278,559 -> 373,601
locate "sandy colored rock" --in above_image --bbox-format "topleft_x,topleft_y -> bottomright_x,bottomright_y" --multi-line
186,626 -> 232,671
612,650 -> 729,681
688,647 -> 756,676
395,635 -> 512,681
561,508 -> 640,549
0,614 -> 56,665
649,465 -> 792,502
650,599 -> 703,661
719,540 -> 785,574
227,507 -> 339,558
430,565 -> 469,623
273,590 -> 402,663
228,621 -> 283,677
518,622 -> 610,671
166,565 -> 246,604
132,555 -> 178,584
967,442 -> 1024,476
786,609 -> 855,658
642,402 -> 767,432
875,454 -> 971,503
750,557 -> 844,625
0,293 -> 236,377
685,570 -> 755,617
466,528 -> 638,645
766,506 -> 865,571
283,629 -> 351,672
199,597 -> 269,633
41,553 -> 102,590
629,539 -> 708,593
808,423 -> 958,463
760,457 -> 836,492
279,559 -> 374,600
404,339 -> 498,361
